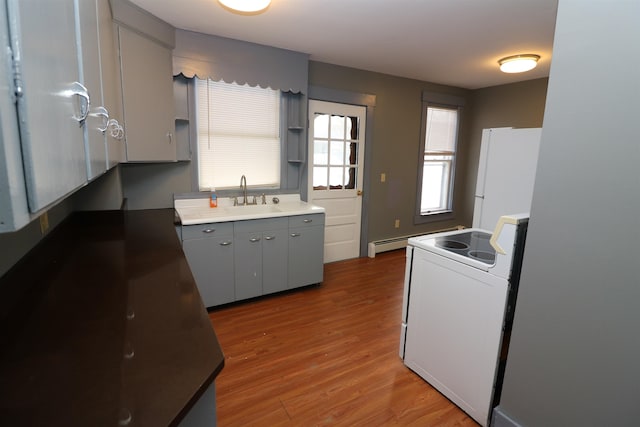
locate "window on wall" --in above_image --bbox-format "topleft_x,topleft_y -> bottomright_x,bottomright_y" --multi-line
195,78 -> 281,190
416,92 -> 465,222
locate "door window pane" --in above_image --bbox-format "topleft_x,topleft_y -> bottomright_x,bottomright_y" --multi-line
345,166 -> 357,189
312,105 -> 364,193
329,167 -> 343,189
347,116 -> 359,140
314,113 -> 329,138
313,166 -> 328,189
348,142 -> 358,166
314,140 -> 328,165
330,115 -> 345,139
329,141 -> 345,165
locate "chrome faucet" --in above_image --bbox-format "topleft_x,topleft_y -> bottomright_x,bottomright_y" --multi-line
240,175 -> 248,205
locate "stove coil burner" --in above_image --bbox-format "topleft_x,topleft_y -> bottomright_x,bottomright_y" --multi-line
435,240 -> 469,250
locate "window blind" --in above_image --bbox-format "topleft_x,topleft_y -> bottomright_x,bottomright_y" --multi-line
195,78 -> 281,190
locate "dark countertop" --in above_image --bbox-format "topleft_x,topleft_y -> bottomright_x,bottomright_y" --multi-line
0,209 -> 224,426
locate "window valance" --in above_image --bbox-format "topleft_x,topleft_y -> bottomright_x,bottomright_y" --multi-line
173,30 -> 309,94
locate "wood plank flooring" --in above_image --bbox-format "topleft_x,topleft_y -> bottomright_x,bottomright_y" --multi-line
209,250 -> 479,426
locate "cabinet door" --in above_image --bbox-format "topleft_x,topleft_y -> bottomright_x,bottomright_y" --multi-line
263,228 -> 289,294
10,0 -> 87,212
76,0 -> 107,180
97,0 -> 125,169
234,231 -> 263,301
183,236 -> 235,307
118,26 -> 175,161
288,225 -> 324,288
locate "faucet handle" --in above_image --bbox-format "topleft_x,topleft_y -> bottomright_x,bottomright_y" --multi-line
233,197 -> 238,206
261,193 -> 266,205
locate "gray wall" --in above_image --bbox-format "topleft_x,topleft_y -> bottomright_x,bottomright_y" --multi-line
0,48 -> 549,277
493,0 -> 640,425
120,162 -> 192,210
309,61 -> 548,242
309,61 -> 471,242
0,166 -> 124,277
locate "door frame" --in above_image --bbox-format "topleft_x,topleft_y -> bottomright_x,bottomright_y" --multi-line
307,85 -> 376,258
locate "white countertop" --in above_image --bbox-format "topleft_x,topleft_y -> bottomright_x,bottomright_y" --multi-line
175,194 -> 325,225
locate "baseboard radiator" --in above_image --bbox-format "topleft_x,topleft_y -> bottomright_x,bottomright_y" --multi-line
367,225 -> 465,258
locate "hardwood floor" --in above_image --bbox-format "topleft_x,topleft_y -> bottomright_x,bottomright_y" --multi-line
209,250 -> 479,426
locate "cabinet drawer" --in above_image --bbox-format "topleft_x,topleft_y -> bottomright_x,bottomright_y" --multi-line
289,214 -> 325,228
234,217 -> 288,233
182,222 -> 234,240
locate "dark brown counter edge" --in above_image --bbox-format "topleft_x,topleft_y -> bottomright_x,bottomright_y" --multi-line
0,209 -> 225,427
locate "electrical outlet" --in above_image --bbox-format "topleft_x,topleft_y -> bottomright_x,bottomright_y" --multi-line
380,173 -> 386,183
39,212 -> 49,235
394,219 -> 400,228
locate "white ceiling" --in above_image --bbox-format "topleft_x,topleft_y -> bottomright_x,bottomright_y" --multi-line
128,0 -> 558,90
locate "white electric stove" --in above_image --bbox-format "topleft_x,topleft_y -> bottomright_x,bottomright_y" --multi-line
399,214 -> 529,427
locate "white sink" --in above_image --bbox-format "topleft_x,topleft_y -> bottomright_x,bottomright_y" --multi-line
175,195 -> 325,225
224,204 -> 282,214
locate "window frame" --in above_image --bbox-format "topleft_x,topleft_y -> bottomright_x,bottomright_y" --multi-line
183,76 -> 305,196
194,78 -> 282,191
414,91 -> 465,225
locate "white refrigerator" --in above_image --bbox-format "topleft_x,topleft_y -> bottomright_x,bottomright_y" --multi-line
473,127 -> 542,230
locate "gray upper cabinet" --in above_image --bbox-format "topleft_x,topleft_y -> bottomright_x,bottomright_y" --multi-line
118,26 -> 176,162
77,0 -> 125,177
8,0 -> 88,213
76,0 -> 107,181
0,0 -> 124,232
96,0 -> 125,170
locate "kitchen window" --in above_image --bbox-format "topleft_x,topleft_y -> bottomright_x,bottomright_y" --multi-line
195,78 -> 281,190
416,92 -> 465,222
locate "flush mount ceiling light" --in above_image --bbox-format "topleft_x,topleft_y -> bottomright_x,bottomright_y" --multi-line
218,0 -> 271,14
498,54 -> 540,73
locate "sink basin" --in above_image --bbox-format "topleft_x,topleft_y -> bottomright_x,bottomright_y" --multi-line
224,204 -> 282,214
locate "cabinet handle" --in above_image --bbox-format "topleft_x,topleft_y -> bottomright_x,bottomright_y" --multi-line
70,82 -> 91,126
264,236 -> 275,241
219,241 -> 232,246
94,106 -> 110,133
107,119 -> 124,140
303,219 -> 313,223
167,132 -> 173,144
202,228 -> 215,233
290,233 -> 301,237
249,237 -> 261,243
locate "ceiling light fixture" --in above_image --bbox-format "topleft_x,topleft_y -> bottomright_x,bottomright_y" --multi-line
498,54 -> 540,73
218,0 -> 271,14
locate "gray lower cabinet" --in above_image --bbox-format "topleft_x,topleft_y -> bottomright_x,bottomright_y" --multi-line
182,222 -> 235,307
234,217 -> 288,300
288,214 -> 325,288
181,213 -> 324,308
262,228 -> 289,294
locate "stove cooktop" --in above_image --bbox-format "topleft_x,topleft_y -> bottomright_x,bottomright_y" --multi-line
425,230 -> 496,265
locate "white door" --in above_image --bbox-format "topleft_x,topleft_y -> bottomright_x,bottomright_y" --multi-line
308,100 -> 366,263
